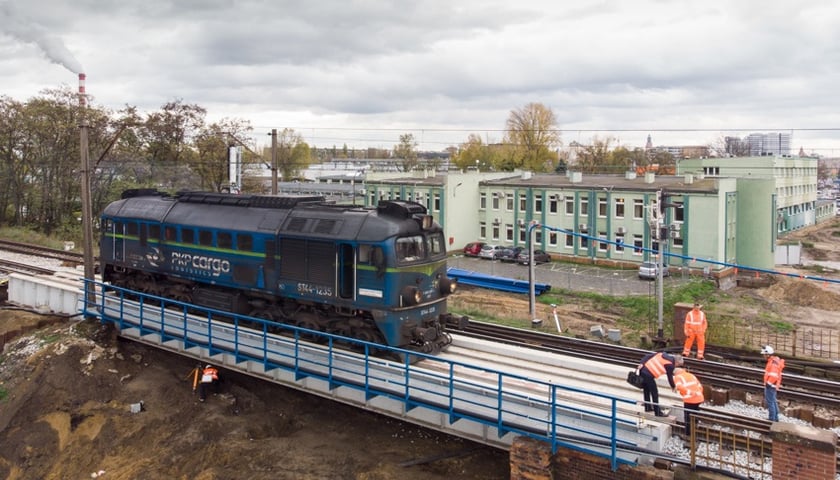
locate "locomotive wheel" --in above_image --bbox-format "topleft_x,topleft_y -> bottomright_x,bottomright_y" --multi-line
168,285 -> 192,304
295,312 -> 323,342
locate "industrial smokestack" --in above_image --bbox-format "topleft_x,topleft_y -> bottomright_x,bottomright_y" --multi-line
78,73 -> 86,107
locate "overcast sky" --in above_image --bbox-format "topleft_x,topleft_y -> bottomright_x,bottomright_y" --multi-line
2,0 -> 839,155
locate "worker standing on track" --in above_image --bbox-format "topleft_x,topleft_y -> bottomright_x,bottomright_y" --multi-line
638,352 -> 683,417
761,345 -> 785,422
683,302 -> 707,360
673,367 -> 704,436
198,364 -> 219,403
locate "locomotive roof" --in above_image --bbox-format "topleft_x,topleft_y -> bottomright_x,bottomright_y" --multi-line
102,192 -> 425,241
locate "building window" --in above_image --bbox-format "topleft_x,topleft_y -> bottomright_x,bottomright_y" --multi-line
565,196 -> 574,215
674,201 -> 684,222
615,234 -> 625,252
480,222 -> 487,239
565,234 -> 574,248
580,234 -> 589,249
492,193 -> 500,210
581,198 -> 589,216
506,224 -> 514,241
634,199 -> 644,219
598,198 -> 607,217
519,225 -> 526,242
633,235 -> 643,255
433,193 -> 440,212
615,198 -> 625,218
492,224 -> 500,241
479,192 -> 486,210
598,231 -> 608,252
549,195 -> 558,214
506,193 -> 514,211
535,194 -> 542,213
549,231 -> 558,246
519,194 -> 527,212
535,229 -> 542,244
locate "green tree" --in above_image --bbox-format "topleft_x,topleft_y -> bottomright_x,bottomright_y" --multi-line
504,103 -> 561,172
276,128 -> 311,180
192,119 -> 253,192
138,100 -> 206,190
393,133 -> 418,171
574,137 -> 614,174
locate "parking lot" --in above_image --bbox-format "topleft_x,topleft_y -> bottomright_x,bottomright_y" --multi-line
448,255 -> 692,296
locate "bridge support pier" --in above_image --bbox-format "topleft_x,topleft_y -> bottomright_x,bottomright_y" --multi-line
771,422 -> 837,480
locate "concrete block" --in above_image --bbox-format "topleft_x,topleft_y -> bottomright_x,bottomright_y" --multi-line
590,325 -> 604,337
606,328 -> 621,342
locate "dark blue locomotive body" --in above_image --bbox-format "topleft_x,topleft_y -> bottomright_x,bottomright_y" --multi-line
100,189 -> 464,355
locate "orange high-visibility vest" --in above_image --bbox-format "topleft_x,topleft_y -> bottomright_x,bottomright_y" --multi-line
202,367 -> 219,383
674,371 -> 704,404
643,353 -> 673,379
684,309 -> 707,334
764,356 -> 784,388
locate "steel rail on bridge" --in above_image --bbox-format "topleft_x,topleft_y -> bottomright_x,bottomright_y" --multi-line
81,280 -> 658,472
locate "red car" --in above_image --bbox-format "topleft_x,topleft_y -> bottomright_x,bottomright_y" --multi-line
463,241 -> 486,257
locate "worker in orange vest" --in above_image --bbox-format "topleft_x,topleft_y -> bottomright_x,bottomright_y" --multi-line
198,364 -> 219,402
673,367 -> 704,436
638,352 -> 683,417
761,345 -> 785,422
683,302 -> 707,360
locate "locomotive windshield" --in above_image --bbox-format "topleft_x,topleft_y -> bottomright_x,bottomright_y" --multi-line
396,232 -> 446,264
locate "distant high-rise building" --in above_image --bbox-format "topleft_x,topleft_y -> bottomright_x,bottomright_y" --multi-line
745,132 -> 791,156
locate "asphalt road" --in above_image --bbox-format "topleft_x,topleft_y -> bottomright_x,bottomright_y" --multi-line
448,255 -> 692,297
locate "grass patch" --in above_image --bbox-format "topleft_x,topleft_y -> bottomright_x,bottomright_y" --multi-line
0,227 -> 69,250
0,387 -> 7,402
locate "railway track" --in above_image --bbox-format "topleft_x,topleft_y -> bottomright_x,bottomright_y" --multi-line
0,239 -> 85,264
0,258 -> 57,276
455,320 -> 840,410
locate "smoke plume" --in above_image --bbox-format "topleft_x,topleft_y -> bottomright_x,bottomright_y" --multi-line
0,3 -> 84,74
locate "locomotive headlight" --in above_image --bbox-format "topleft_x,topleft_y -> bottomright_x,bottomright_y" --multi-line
401,286 -> 422,306
439,276 -> 457,295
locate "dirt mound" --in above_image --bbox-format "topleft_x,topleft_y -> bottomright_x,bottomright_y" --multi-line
761,276 -> 840,310
0,314 -> 508,480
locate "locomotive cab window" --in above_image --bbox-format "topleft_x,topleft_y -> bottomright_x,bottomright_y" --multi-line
396,236 -> 426,263
126,222 -> 138,237
428,232 -> 445,257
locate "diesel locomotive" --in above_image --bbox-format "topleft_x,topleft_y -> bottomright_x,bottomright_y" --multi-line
99,189 -> 465,356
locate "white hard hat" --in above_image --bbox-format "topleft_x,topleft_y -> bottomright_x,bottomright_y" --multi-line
206,364 -> 212,369
761,345 -> 774,355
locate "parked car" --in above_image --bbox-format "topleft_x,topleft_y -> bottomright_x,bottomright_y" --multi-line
516,249 -> 551,265
463,241 -> 486,257
497,246 -> 524,262
478,244 -> 503,260
638,261 -> 670,280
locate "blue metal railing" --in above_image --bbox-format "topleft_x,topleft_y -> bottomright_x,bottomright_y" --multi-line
81,280 -> 639,470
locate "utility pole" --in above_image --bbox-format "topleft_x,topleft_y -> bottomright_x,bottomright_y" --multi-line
270,128 -> 278,194
528,220 -> 539,324
78,75 -> 95,310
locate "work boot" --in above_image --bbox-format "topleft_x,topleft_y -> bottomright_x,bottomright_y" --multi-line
682,351 -> 690,357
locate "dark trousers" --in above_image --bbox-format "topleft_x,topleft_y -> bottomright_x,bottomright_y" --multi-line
683,402 -> 701,435
198,380 -> 217,401
640,371 -> 661,415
